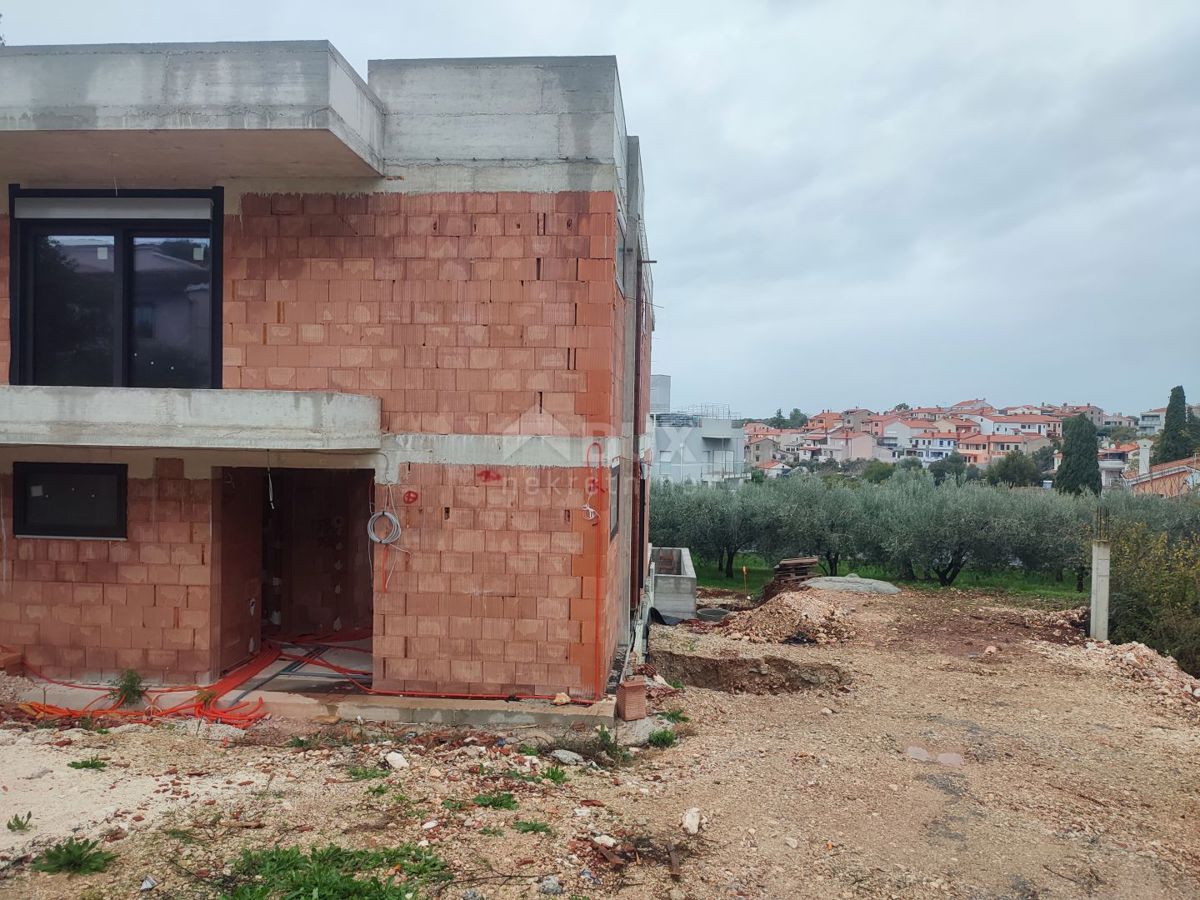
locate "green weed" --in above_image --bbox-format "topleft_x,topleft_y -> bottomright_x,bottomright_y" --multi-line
660,709 -> 689,723
512,819 -> 552,835
223,843 -> 449,898
543,765 -> 568,785
68,756 -> 108,771
6,812 -> 32,833
107,669 -> 145,708
472,792 -> 518,810
346,765 -> 389,781
33,838 -> 116,876
596,725 -> 631,764
648,728 -> 677,748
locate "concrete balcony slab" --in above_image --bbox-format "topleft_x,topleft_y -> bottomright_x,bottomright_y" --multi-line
0,41 -> 384,182
0,385 -> 381,452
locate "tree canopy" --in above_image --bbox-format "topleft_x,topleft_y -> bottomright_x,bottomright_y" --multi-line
1153,385 -> 1197,465
1055,415 -> 1101,496
986,450 -> 1041,487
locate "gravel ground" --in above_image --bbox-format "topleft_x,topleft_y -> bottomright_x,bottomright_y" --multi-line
1,590 -> 1198,899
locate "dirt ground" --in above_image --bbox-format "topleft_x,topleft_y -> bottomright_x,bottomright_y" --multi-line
2,589 -> 1199,899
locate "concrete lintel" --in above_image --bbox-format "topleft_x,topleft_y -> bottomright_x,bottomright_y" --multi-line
376,432 -> 623,482
0,385 -> 382,452
220,160 -> 620,210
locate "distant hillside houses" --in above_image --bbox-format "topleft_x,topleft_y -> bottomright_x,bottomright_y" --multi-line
740,399 -> 1186,494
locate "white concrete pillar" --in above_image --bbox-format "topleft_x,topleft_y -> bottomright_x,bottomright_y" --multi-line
1090,540 -> 1111,642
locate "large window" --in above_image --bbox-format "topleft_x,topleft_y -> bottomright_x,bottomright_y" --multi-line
13,462 -> 127,539
10,189 -> 222,389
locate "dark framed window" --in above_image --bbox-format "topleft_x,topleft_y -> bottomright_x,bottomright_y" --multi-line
610,463 -> 620,539
8,187 -> 223,389
13,462 -> 127,539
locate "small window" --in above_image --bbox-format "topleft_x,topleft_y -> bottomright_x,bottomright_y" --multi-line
609,463 -> 620,539
13,463 -> 127,538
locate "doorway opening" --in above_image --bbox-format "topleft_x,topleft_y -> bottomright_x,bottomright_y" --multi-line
217,467 -> 375,695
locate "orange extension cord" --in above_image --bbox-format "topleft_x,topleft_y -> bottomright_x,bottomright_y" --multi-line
19,647 -> 282,727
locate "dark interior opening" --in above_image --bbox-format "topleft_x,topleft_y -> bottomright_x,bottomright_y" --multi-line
217,467 -> 375,692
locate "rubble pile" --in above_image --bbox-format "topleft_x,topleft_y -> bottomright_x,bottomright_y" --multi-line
1040,639 -> 1200,709
1100,641 -> 1200,703
723,590 -> 853,645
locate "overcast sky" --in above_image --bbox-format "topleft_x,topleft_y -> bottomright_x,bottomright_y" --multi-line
6,2 -> 1197,416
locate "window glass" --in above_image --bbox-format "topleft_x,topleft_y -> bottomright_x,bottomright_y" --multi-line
14,463 -> 127,538
130,236 -> 212,388
32,235 -> 116,386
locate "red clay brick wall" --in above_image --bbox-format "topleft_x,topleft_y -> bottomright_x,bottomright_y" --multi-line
372,461 -> 619,698
0,458 -> 218,683
223,191 -> 620,437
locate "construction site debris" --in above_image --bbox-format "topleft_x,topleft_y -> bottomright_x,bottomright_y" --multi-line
1037,638 -> 1200,710
551,749 -> 586,766
384,750 -> 409,769
761,556 -> 820,600
723,590 -> 854,644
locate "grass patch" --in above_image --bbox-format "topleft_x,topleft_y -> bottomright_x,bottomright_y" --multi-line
366,783 -> 390,797
68,756 -> 107,771
33,838 -> 115,876
512,819 -> 552,835
694,553 -> 1084,603
851,563 -> 1083,602
107,669 -> 145,708
647,728 -> 677,748
659,709 -> 689,724
346,765 -> 389,781
479,826 -> 504,837
472,791 -> 518,811
6,812 -> 32,833
223,843 -> 449,898
516,744 -> 539,756
543,765 -> 568,785
441,799 -> 468,811
693,553 -> 772,594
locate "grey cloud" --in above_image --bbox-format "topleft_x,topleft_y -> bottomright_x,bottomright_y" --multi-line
6,0 -> 1197,414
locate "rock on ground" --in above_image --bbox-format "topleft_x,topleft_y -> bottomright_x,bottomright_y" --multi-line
805,574 -> 900,594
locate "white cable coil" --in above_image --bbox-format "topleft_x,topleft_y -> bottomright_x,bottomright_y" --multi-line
367,510 -> 402,545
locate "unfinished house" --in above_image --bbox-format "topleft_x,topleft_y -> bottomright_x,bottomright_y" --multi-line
0,41 -> 654,703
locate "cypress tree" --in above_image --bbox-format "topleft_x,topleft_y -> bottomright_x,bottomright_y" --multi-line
1152,385 -> 1196,465
1055,415 -> 1101,496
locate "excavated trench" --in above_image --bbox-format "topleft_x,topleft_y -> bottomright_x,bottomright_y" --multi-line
651,648 -> 850,694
